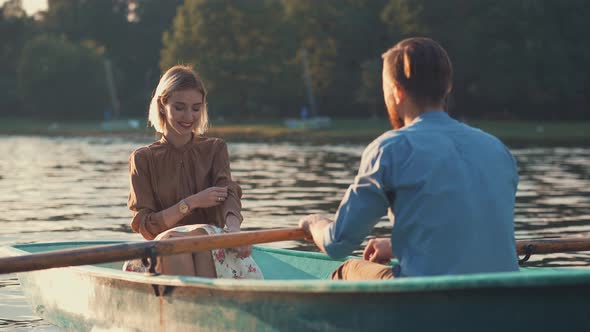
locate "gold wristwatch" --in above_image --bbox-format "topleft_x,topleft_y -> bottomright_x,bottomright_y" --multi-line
179,199 -> 190,215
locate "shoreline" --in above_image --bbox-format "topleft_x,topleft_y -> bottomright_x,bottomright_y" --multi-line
1,118 -> 589,146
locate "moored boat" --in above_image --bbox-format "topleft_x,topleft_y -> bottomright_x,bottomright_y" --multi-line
2,241 -> 590,331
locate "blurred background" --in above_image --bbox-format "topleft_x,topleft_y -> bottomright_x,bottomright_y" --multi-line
1,0 -> 589,142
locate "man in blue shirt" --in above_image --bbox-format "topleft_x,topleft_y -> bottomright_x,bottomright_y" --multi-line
299,37 -> 519,279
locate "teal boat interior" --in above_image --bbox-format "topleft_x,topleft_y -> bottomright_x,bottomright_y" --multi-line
8,241 -> 590,292
12,241 -> 346,280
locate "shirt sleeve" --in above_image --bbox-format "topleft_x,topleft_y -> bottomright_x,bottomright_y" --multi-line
510,152 -> 519,193
212,140 -> 243,224
503,144 -> 519,194
127,148 -> 165,240
322,142 -> 392,259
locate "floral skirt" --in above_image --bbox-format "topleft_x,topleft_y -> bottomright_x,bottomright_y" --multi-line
122,224 -> 263,280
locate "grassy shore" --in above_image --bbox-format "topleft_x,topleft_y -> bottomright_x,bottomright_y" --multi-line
1,117 -> 589,146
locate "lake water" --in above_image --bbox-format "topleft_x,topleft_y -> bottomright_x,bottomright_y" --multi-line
0,136 -> 589,330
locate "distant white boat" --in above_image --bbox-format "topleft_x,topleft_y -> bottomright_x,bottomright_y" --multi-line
100,119 -> 141,131
284,117 -> 332,129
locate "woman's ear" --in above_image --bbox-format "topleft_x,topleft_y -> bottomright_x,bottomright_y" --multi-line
157,97 -> 165,114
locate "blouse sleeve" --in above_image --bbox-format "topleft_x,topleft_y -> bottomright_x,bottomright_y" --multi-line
212,140 -> 243,224
127,148 -> 166,240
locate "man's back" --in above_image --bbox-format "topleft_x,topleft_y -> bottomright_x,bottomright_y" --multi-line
378,111 -> 519,276
302,38 -> 519,281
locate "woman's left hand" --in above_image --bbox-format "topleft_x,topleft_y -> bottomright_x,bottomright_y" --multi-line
226,215 -> 252,258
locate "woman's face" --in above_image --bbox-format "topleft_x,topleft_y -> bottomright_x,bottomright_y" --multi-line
161,89 -> 204,137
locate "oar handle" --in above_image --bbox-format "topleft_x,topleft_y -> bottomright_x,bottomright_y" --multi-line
0,228 -> 307,275
516,237 -> 590,255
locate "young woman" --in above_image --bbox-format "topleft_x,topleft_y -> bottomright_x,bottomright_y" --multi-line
124,65 -> 262,279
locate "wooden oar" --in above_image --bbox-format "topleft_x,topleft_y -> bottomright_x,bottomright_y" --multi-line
0,227 -> 307,275
2,231 -> 590,275
516,237 -> 590,255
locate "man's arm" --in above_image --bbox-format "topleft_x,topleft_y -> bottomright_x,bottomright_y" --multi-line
300,142 -> 393,259
299,215 -> 332,253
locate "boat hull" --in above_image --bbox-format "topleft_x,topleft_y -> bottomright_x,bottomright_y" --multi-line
5,242 -> 590,331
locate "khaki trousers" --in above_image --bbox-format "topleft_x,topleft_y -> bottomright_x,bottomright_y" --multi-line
331,259 -> 394,280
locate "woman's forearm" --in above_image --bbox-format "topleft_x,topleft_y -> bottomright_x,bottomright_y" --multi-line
225,214 -> 241,232
150,199 -> 191,230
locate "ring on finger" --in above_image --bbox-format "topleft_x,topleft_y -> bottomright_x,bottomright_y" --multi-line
217,197 -> 224,202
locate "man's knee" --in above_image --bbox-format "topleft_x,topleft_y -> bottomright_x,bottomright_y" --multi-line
331,259 -> 393,280
331,259 -> 356,280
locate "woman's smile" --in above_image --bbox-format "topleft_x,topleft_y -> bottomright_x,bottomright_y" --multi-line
178,121 -> 194,129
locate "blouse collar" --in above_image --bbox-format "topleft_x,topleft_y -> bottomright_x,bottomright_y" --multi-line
160,133 -> 195,152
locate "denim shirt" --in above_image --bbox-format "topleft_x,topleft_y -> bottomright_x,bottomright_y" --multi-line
323,111 -> 519,277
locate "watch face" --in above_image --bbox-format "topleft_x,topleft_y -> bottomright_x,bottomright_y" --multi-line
179,202 -> 189,214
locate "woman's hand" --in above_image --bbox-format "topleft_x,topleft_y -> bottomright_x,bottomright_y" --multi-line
188,186 -> 228,209
363,238 -> 393,264
226,214 -> 252,258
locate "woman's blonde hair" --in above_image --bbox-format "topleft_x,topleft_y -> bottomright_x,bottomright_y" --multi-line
148,65 -> 209,135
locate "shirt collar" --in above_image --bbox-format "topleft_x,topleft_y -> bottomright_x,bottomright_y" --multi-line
407,110 -> 452,127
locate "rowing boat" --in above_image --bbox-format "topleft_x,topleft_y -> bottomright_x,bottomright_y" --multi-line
2,241 -> 590,331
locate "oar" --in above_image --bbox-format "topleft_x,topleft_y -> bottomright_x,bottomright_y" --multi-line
2,231 -> 590,275
0,227 -> 307,275
516,237 -> 590,256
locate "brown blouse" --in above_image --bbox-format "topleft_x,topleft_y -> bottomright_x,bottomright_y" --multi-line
128,135 -> 243,240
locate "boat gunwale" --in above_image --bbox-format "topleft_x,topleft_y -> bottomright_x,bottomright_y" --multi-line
4,241 -> 590,294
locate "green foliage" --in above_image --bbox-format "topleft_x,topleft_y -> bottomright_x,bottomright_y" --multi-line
282,0 -> 340,97
41,0 -> 129,54
381,0 -> 424,36
1,0 -> 589,120
283,0 -> 390,117
161,0 -> 391,117
381,0 -> 590,120
119,0 -> 184,116
161,0 -> 299,117
16,34 -> 109,119
0,0 -> 35,115
40,0 -> 184,118
356,59 -> 384,118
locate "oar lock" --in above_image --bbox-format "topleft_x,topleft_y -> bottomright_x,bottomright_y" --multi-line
518,244 -> 536,265
142,246 -> 160,276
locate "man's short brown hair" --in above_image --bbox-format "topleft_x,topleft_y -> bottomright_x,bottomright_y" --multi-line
382,37 -> 453,107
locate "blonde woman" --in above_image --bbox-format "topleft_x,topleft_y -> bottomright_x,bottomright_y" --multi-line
124,65 -> 262,279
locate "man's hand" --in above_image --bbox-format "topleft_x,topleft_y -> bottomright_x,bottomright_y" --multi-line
363,238 -> 393,264
298,214 -> 333,253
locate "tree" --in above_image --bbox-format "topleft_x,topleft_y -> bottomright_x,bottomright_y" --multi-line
161,0 -> 298,117
119,0 -> 184,116
0,0 -> 35,115
284,0 -> 390,117
356,58 -> 384,118
43,0 -> 129,53
380,0 -> 590,120
17,35 -> 110,119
